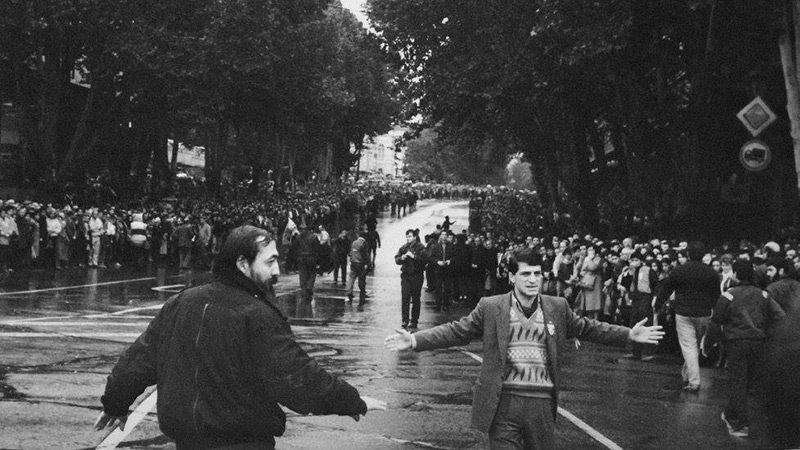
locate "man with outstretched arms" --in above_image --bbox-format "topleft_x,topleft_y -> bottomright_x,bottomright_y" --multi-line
385,247 -> 663,449
95,225 -> 384,449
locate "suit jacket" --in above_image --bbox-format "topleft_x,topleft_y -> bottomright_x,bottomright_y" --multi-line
428,241 -> 454,274
413,292 -> 630,433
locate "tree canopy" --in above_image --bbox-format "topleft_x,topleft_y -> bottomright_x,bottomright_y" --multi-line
368,0 -> 796,240
0,0 -> 399,200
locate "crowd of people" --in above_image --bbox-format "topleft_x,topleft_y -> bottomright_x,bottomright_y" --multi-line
388,208 -> 799,445
3,177 -> 798,446
0,180 -> 475,277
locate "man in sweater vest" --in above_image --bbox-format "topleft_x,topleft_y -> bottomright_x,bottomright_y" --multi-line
385,247 -> 664,449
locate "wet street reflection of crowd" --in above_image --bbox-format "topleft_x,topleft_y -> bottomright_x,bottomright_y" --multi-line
0,200 -> 786,449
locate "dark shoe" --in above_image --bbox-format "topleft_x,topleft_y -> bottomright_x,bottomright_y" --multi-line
721,412 -> 749,438
409,322 -> 418,329
683,384 -> 700,393
402,322 -> 408,329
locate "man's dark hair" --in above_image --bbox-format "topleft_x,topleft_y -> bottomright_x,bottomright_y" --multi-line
732,258 -> 754,282
213,225 -> 273,277
405,229 -> 415,236
508,247 -> 544,275
766,257 -> 792,276
687,241 -> 706,261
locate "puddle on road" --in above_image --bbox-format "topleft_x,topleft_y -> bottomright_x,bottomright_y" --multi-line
0,366 -> 26,400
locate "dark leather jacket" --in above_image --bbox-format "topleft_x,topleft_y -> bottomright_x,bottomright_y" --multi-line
101,270 -> 365,448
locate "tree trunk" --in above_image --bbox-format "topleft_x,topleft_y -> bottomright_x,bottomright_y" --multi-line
780,0 -> 800,197
57,86 -> 99,184
170,138 -> 180,174
39,47 -> 64,183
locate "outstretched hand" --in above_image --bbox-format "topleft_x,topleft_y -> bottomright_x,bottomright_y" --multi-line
629,318 -> 664,344
384,328 -> 414,352
351,396 -> 387,421
94,411 -> 128,432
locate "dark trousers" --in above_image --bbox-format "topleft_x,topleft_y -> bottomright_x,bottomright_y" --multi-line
629,294 -> 653,358
179,246 -> 192,269
489,394 -> 555,450
298,259 -> 317,302
425,265 -> 437,290
332,257 -> 347,283
347,262 -> 367,300
435,271 -> 453,309
401,272 -> 424,325
436,272 -> 453,308
725,339 -> 765,430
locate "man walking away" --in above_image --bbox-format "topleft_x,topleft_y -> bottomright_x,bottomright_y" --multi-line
347,232 -> 369,302
332,230 -> 350,286
94,226 -> 385,448
365,228 -> 381,272
703,259 -> 784,438
655,241 -> 720,392
293,223 -> 321,302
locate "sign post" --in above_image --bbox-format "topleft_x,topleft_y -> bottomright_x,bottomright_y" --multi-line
739,140 -> 771,172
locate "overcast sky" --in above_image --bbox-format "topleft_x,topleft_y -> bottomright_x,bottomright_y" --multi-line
340,0 -> 368,25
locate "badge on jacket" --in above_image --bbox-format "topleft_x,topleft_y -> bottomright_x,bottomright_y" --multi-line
546,322 -> 555,336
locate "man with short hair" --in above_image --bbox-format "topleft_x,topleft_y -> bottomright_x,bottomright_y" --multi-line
386,248 -> 663,449
95,226 -> 385,448
618,252 -> 660,360
703,259 -> 784,438
347,232 -> 369,302
655,241 -> 721,392
395,229 -> 428,329
87,209 -> 104,268
293,223 -> 321,302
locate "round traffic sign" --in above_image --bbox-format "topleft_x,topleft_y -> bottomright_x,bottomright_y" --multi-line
739,140 -> 771,172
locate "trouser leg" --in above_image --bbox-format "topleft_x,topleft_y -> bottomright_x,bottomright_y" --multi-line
410,273 -> 423,324
401,276 -> 411,324
489,395 -> 554,450
675,314 -> 708,387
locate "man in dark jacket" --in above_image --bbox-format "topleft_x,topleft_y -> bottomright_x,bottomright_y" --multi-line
332,230 -> 350,286
429,232 -> 455,311
703,259 -> 784,438
293,223 -> 321,302
395,229 -> 428,329
94,225 -> 384,448
765,257 -> 800,314
655,241 -> 721,392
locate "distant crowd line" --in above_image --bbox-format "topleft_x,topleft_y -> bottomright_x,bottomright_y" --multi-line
0,180 -> 477,275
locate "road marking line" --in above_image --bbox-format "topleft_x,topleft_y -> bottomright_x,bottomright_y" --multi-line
0,332 -> 143,338
0,277 -> 156,296
96,389 -> 158,450
3,304 -> 164,325
458,350 -> 624,450
7,321 -> 150,327
151,284 -> 185,292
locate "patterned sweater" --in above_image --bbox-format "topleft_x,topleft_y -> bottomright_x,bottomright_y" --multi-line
502,298 -> 554,398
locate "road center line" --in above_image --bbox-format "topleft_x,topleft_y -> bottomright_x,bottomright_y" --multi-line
458,349 -> 624,450
96,389 -> 158,450
0,277 -> 156,296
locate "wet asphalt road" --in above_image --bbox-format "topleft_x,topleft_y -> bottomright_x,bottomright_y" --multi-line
0,200 -> 782,449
